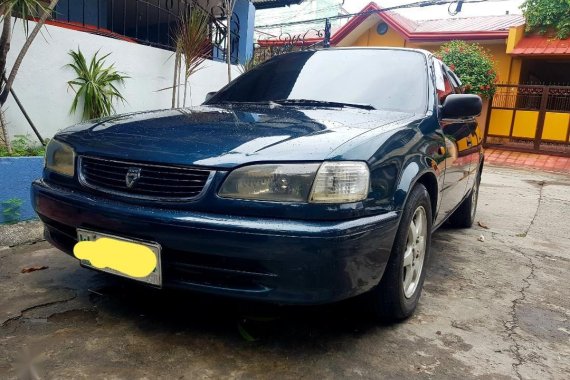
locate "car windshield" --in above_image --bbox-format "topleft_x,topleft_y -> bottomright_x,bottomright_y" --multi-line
206,49 -> 428,114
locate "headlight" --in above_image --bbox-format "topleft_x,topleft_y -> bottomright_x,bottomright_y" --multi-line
45,139 -> 75,177
310,162 -> 370,203
219,163 -> 320,202
219,161 -> 370,203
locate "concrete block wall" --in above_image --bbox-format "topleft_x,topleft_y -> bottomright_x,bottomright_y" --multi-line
0,157 -> 43,224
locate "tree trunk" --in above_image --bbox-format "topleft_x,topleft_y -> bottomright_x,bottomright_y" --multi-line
172,51 -> 180,108
177,57 -> 182,108
224,0 -> 236,84
0,11 -> 11,152
183,69 -> 188,107
0,11 -> 12,82
0,0 -> 59,105
0,109 -> 11,154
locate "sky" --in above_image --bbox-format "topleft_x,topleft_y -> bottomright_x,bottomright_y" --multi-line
342,0 -> 525,20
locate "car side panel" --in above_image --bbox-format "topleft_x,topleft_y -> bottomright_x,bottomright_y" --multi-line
435,117 -> 474,226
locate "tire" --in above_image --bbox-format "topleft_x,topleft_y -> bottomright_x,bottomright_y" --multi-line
448,171 -> 481,228
367,183 -> 433,321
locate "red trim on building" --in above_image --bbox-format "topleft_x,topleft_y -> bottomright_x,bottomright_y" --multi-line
42,19 -> 136,44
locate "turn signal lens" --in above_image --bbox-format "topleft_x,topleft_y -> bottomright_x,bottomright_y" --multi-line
309,161 -> 370,203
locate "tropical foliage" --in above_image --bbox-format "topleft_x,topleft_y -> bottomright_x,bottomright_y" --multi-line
0,0 -> 59,152
435,41 -> 498,99
67,49 -> 128,120
1,197 -> 22,224
0,134 -> 44,156
1,0 -> 49,34
521,0 -> 570,39
173,7 -> 211,107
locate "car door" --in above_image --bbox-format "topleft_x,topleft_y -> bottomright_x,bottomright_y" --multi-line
447,69 -> 481,192
435,63 -> 473,226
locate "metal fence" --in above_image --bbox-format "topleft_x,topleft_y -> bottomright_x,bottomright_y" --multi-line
486,84 -> 570,155
253,26 -> 328,63
51,0 -> 240,63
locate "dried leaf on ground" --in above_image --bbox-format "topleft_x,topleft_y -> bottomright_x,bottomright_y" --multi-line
477,221 -> 489,229
21,265 -> 48,273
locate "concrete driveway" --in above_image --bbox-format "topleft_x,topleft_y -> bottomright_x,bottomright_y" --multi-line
1,166 -> 569,379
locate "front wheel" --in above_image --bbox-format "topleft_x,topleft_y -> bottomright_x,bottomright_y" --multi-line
367,183 -> 432,321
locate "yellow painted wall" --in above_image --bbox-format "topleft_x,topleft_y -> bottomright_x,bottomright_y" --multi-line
542,113 -> 570,142
486,43 -> 513,84
353,22 -> 406,47
512,110 -> 539,138
506,26 -> 525,53
488,109 -> 513,136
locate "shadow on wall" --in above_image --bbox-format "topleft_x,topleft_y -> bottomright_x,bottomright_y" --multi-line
0,157 -> 43,224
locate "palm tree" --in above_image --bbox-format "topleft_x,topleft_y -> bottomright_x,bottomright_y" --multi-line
0,0 -> 60,152
67,49 -> 128,120
173,7 -> 210,107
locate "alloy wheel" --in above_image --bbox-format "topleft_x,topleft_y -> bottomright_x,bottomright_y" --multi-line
402,206 -> 427,299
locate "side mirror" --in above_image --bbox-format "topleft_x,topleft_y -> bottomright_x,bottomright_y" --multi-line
441,94 -> 482,118
205,91 -> 216,102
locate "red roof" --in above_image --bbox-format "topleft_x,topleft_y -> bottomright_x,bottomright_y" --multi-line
258,2 -> 525,47
511,35 -> 570,56
413,15 -> 525,33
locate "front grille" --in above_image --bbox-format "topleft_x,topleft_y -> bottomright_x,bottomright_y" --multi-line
79,156 -> 212,200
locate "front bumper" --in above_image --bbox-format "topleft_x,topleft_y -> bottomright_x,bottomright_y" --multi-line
31,180 -> 400,305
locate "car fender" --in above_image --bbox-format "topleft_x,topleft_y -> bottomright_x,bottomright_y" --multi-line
393,156 -> 441,219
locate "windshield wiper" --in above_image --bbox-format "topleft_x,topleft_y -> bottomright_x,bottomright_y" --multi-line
273,99 -> 376,110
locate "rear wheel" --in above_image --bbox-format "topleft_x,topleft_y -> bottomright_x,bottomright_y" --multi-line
368,183 -> 432,321
449,172 -> 481,228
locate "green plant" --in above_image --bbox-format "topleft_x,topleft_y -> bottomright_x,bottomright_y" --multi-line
0,0 -> 60,153
1,198 -> 23,224
435,41 -> 498,99
0,134 -> 44,156
521,0 -> 570,39
173,7 -> 211,107
1,0 -> 49,34
66,49 -> 128,120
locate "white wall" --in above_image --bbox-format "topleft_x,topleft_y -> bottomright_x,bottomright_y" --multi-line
3,18 -> 240,141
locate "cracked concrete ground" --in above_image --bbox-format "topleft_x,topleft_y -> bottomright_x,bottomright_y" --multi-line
1,166 -> 569,379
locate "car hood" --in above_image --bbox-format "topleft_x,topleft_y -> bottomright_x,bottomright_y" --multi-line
57,104 -> 415,168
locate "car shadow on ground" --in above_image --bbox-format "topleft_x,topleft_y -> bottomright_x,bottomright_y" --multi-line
74,228 -> 457,347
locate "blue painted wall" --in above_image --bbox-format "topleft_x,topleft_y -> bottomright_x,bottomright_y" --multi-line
213,0 -> 255,65
0,157 -> 43,224
236,0 -> 255,64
